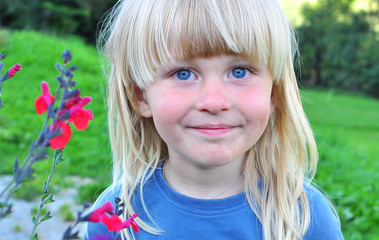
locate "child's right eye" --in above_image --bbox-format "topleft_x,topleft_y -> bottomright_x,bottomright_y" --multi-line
174,69 -> 195,81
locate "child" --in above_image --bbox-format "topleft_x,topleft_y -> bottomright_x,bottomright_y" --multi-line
85,0 -> 344,239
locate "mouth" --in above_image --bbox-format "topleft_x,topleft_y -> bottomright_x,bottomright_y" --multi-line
187,124 -> 238,136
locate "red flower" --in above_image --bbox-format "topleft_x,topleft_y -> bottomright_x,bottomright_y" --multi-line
100,213 -> 140,233
89,202 -> 114,223
8,64 -> 21,77
87,201 -> 139,233
65,95 -> 82,109
100,214 -> 124,232
49,121 -> 72,149
123,213 -> 139,233
69,108 -> 93,130
65,95 -> 93,130
35,81 -> 55,115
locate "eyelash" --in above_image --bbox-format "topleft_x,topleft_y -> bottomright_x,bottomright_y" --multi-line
233,65 -> 256,75
170,68 -> 197,81
169,66 -> 257,81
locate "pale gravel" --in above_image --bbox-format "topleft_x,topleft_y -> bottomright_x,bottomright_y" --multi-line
0,175 -> 90,240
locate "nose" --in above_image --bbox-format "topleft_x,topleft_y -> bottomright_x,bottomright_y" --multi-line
195,79 -> 231,114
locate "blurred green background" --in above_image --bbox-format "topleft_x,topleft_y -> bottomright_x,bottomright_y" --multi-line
0,0 -> 378,239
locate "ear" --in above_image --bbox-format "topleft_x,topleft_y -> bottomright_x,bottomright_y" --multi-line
134,85 -> 152,117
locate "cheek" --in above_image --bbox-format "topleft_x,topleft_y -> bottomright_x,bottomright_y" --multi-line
151,90 -> 181,113
239,89 -> 273,123
147,89 -> 188,129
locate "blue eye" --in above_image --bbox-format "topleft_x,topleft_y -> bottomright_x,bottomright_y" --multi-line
175,69 -> 194,81
231,67 -> 247,79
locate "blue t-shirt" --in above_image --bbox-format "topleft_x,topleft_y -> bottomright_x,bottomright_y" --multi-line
84,168 -> 344,239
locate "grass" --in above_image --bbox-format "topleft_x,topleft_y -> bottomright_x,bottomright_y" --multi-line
301,89 -> 379,240
1,30 -> 378,239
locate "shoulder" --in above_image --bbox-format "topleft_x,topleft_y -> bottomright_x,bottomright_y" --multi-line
83,183 -> 122,240
303,184 -> 345,240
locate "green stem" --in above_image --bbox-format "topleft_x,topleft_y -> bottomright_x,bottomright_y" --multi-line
46,150 -> 61,190
29,199 -> 45,240
28,149 -> 62,240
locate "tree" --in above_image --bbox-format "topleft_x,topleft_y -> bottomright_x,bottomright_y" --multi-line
296,0 -> 378,97
0,0 -> 117,43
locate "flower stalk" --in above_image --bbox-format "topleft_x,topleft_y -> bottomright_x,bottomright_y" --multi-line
29,149 -> 64,240
0,50 -> 93,240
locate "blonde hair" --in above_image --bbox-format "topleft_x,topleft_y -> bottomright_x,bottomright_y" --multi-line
99,0 -> 319,239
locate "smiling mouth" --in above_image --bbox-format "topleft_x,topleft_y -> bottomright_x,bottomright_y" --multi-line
188,125 -> 238,136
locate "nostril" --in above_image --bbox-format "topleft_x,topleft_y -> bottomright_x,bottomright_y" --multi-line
195,93 -> 231,114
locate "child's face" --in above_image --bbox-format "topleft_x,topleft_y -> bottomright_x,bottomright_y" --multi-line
137,54 -> 275,168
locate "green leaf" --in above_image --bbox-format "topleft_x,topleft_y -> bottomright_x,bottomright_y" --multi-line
41,192 -> 49,201
41,211 -> 52,222
56,149 -> 65,163
32,233 -> 39,240
57,156 -> 65,163
45,194 -> 55,204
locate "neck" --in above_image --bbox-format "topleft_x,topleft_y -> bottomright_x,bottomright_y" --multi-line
163,158 -> 245,199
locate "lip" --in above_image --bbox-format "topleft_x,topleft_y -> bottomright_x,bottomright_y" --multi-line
187,124 -> 238,137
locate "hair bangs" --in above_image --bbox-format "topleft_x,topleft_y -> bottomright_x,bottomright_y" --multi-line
143,0 -> 291,84
111,0 -> 295,89
104,1 -> 294,90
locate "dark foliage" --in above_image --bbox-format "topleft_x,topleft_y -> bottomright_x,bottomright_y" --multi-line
296,0 -> 379,98
0,0 -> 117,43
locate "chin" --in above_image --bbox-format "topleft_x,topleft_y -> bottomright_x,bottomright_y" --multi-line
192,156 -> 241,169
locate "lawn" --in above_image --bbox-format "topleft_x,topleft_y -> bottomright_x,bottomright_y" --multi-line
301,89 -> 379,240
1,30 -> 378,239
